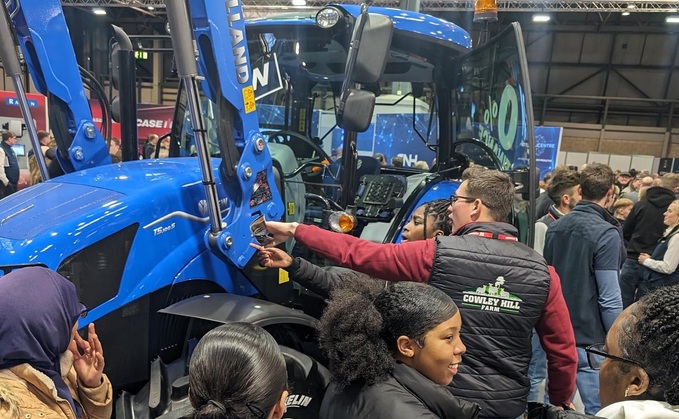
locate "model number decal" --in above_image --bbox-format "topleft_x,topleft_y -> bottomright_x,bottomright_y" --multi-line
153,222 -> 176,236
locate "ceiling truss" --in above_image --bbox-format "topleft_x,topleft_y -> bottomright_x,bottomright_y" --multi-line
60,0 -> 679,13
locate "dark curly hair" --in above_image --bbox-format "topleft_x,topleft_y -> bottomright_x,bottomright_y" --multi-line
318,279 -> 458,388
618,284 -> 679,405
189,323 -> 288,419
422,199 -> 453,237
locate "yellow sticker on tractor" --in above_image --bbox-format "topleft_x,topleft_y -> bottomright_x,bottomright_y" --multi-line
279,268 -> 290,284
243,86 -> 256,114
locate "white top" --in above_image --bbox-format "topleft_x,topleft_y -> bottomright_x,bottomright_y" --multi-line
0,147 -> 9,186
642,228 -> 679,274
598,400 -> 679,418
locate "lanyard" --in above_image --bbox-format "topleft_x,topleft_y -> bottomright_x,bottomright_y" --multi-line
467,231 -> 518,242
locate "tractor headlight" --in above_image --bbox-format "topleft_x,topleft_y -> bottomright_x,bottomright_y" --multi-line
316,7 -> 341,28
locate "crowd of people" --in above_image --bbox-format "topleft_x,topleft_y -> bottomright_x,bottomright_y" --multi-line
2,145 -> 679,419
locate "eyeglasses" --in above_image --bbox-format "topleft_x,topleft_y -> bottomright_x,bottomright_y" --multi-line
585,343 -> 643,370
450,194 -> 477,205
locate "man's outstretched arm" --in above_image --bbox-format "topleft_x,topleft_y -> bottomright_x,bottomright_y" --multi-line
264,222 -> 434,283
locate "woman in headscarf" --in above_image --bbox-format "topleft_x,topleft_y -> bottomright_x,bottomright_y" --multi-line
0,266 -> 112,418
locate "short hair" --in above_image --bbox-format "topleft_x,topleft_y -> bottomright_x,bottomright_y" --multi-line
2,131 -> 16,142
421,199 -> 453,237
618,285 -> 679,405
189,322 -> 288,419
147,133 -> 159,141
462,167 -> 515,222
37,131 -> 50,141
579,162 -> 614,201
373,152 -> 386,163
109,137 -> 121,146
318,279 -> 458,387
391,156 -> 404,167
547,169 -> 580,206
661,173 -> 679,192
543,171 -> 553,183
613,198 -> 634,210
641,176 -> 654,187
413,160 -> 429,170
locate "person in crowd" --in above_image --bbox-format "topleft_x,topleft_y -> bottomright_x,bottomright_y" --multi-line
253,199 -> 452,299
143,133 -> 159,159
188,322 -> 288,419
0,267 -> 112,418
534,168 -> 581,255
535,169 -> 562,218
623,177 -> 640,203
391,155 -> 404,167
617,172 -> 634,197
589,284 -> 679,418
318,279 -> 479,419
0,130 -> 19,198
108,137 -> 122,163
158,138 -> 170,159
613,198 -> 634,229
261,167 -> 578,419
634,176 -> 655,202
373,152 -> 387,167
620,173 -> 679,308
544,162 -> 624,415
414,160 -> 430,170
529,168 -> 581,404
635,199 -> 679,299
28,131 -> 55,185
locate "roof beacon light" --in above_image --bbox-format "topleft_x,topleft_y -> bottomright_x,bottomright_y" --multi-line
316,7 -> 341,28
473,0 -> 498,23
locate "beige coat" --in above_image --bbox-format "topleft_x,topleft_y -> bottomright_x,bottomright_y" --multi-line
0,351 -> 112,419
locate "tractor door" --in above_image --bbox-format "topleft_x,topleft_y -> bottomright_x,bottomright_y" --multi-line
451,22 -> 537,245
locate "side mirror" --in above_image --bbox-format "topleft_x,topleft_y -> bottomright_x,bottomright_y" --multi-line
338,89 -> 375,132
337,6 -> 393,133
110,25 -> 133,91
351,13 -> 392,84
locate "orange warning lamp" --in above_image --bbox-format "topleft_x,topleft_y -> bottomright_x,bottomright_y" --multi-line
474,0 -> 498,22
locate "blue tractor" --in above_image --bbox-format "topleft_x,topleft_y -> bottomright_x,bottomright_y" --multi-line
0,0 -> 537,413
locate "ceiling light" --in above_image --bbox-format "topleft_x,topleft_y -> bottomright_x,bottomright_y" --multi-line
627,4 -> 636,8
667,15 -> 679,23
93,8 -> 106,15
291,0 -> 306,5
147,6 -> 155,10
622,11 -> 630,16
532,14 -> 550,22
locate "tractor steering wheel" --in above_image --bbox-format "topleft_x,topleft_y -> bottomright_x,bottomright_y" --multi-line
263,130 -> 331,177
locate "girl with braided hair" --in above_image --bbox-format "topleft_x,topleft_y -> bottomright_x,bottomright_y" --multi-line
587,284 -> 679,418
401,199 -> 452,242
318,280 -> 479,419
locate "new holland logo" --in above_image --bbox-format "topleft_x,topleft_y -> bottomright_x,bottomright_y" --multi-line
461,276 -> 522,313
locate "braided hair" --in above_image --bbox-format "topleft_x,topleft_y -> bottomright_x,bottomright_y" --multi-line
422,199 -> 453,237
618,284 -> 679,405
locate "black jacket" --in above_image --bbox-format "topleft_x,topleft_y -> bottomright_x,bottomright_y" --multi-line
287,257 -> 385,299
429,223 -> 551,419
623,187 -> 676,259
320,363 -> 480,419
